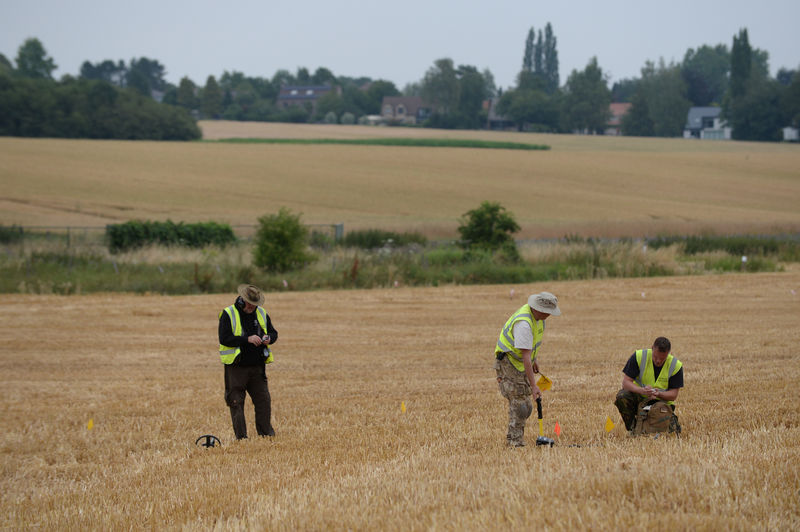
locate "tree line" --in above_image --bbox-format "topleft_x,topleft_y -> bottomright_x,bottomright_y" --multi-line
1,27 -> 799,141
0,39 -> 199,140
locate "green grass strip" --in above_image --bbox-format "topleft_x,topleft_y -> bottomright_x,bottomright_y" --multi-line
209,137 -> 550,151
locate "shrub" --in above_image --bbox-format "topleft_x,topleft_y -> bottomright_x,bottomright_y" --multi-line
0,225 -> 24,244
323,111 -> 338,124
106,220 -> 236,252
340,112 -> 355,125
457,201 -> 521,260
341,229 -> 427,249
253,208 -> 316,272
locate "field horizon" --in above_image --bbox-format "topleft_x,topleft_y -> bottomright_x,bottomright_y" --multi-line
2,272 -> 799,529
1,122 -> 799,239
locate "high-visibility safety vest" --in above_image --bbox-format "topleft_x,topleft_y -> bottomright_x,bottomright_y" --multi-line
634,348 -> 682,405
495,304 -> 545,373
218,305 -> 274,365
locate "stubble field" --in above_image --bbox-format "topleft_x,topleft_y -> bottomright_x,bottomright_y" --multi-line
1,123 -> 799,238
2,272 -> 799,530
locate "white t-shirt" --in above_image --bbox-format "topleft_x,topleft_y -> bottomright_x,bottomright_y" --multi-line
512,321 -> 534,350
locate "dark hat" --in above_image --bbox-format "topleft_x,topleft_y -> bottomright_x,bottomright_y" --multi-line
237,284 -> 265,306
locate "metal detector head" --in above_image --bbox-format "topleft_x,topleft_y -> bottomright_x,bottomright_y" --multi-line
536,436 -> 555,447
195,434 -> 221,448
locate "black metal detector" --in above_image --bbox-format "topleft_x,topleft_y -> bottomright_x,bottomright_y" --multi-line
195,434 -> 221,448
535,397 -> 555,447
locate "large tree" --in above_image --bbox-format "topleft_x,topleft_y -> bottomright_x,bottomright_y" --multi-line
176,77 -> 198,110
80,59 -> 127,86
560,57 -> 611,134
421,58 -> 459,115
15,38 -> 56,79
729,28 -> 752,99
542,23 -> 559,94
682,44 -> 730,106
201,75 -> 222,118
622,60 -> 690,137
519,23 -> 559,95
496,87 -> 559,131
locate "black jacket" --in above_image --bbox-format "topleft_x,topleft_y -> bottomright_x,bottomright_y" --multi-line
218,297 -> 279,366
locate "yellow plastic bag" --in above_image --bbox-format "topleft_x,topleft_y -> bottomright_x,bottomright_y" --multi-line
536,373 -> 552,391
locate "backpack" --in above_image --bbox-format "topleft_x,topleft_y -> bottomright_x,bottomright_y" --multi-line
632,400 -> 681,436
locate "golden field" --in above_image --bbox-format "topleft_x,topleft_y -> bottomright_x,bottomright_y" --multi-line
1,122 -> 799,238
2,272 -> 800,530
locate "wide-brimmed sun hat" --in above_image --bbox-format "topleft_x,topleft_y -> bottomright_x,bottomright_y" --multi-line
528,291 -> 561,316
238,284 -> 265,306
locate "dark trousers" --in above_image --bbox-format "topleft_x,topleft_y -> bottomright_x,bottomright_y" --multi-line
224,364 -> 273,439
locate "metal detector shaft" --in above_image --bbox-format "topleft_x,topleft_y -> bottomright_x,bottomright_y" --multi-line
536,397 -> 544,437
535,397 -> 554,446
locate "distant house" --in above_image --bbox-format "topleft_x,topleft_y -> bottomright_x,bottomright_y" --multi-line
684,107 -> 731,140
276,85 -> 340,114
381,96 -> 432,125
605,103 -> 631,135
484,98 -> 515,130
783,127 -> 799,142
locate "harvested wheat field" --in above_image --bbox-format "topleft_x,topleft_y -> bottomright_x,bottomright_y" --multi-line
2,126 -> 799,239
2,272 -> 799,530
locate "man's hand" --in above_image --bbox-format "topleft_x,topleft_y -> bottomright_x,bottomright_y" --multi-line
247,335 -> 263,346
262,335 -> 270,344
533,360 -> 540,374
531,384 -> 542,401
642,386 -> 659,399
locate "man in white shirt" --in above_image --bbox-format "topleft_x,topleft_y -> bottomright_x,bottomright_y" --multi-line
493,292 -> 561,447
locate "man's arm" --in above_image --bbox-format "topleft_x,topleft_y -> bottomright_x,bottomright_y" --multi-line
520,348 -> 541,400
622,374 -> 679,401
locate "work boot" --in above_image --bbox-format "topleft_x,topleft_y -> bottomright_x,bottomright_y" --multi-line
507,439 -> 525,448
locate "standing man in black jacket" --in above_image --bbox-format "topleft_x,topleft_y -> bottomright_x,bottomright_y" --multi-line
218,284 -> 278,439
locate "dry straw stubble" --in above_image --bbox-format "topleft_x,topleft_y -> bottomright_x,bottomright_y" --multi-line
2,272 -> 799,529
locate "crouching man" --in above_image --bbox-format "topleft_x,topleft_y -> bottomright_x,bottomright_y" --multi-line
614,336 -> 683,435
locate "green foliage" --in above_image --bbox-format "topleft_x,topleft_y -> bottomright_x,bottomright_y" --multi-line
457,201 -> 520,253
106,220 -> 236,252
177,77 -> 198,110
561,57 -> 611,133
728,79 -> 784,141
212,137 -> 548,150
0,225 -> 24,243
14,38 -> 56,79
646,234 -> 800,259
682,44 -> 730,106
341,229 -> 427,249
253,208 -> 315,272
201,75 -> 223,118
0,74 -> 200,140
622,60 -> 691,137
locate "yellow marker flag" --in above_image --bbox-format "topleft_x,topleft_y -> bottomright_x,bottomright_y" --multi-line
604,416 -> 615,432
87,418 -> 94,430
401,401 -> 406,413
536,374 -> 552,391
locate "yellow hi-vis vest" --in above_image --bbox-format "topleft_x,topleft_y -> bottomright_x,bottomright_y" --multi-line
218,305 -> 274,365
634,348 -> 682,405
495,304 -> 545,373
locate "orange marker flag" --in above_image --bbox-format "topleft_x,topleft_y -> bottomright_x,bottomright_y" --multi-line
604,416 -> 615,432
554,421 -> 561,437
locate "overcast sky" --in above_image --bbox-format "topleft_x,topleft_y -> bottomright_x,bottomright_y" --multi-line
2,1 -> 798,91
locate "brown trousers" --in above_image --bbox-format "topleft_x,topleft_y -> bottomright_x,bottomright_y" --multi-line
494,356 -> 533,446
224,364 -> 273,439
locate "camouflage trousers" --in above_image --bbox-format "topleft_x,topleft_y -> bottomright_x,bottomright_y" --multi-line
494,356 -> 533,446
614,389 -> 680,433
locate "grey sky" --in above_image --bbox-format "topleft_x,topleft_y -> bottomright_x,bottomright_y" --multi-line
2,0 -> 798,91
